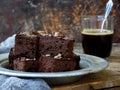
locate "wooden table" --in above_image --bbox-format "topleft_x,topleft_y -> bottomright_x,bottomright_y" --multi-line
52,43 -> 120,90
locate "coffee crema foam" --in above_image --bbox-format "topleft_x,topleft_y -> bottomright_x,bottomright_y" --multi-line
82,29 -> 113,35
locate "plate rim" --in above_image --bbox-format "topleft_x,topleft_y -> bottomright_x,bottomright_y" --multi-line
0,53 -> 9,62
0,53 -> 108,78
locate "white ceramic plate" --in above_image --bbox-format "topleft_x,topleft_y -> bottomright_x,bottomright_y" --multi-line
0,53 -> 108,85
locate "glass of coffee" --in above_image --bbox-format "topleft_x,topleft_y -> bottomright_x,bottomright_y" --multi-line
81,15 -> 114,58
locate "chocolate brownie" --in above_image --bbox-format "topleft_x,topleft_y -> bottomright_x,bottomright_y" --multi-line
39,57 -> 75,72
38,35 -> 74,58
14,32 -> 38,59
13,57 -> 38,72
38,54 -> 80,72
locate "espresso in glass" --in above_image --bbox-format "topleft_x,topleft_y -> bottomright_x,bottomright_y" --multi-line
81,29 -> 113,58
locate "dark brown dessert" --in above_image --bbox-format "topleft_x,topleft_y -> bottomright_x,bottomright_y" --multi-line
13,57 -> 38,72
39,54 -> 80,72
14,32 -> 38,59
9,31 -> 80,72
38,35 -> 74,58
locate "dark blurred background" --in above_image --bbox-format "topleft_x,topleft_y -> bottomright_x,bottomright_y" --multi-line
0,0 -> 119,42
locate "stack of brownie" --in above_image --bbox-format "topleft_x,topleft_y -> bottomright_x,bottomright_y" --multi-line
9,31 -> 80,72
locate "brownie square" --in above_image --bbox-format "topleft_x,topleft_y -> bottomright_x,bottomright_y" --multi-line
38,36 -> 74,58
13,57 -> 38,72
14,32 -> 38,59
38,56 -> 79,72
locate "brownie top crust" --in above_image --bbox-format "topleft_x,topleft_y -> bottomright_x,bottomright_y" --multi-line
17,31 -> 38,37
37,31 -> 74,40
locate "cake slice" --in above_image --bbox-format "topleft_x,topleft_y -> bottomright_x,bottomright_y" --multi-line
13,57 -> 38,72
38,35 -> 74,58
14,31 -> 38,59
38,54 -> 80,72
